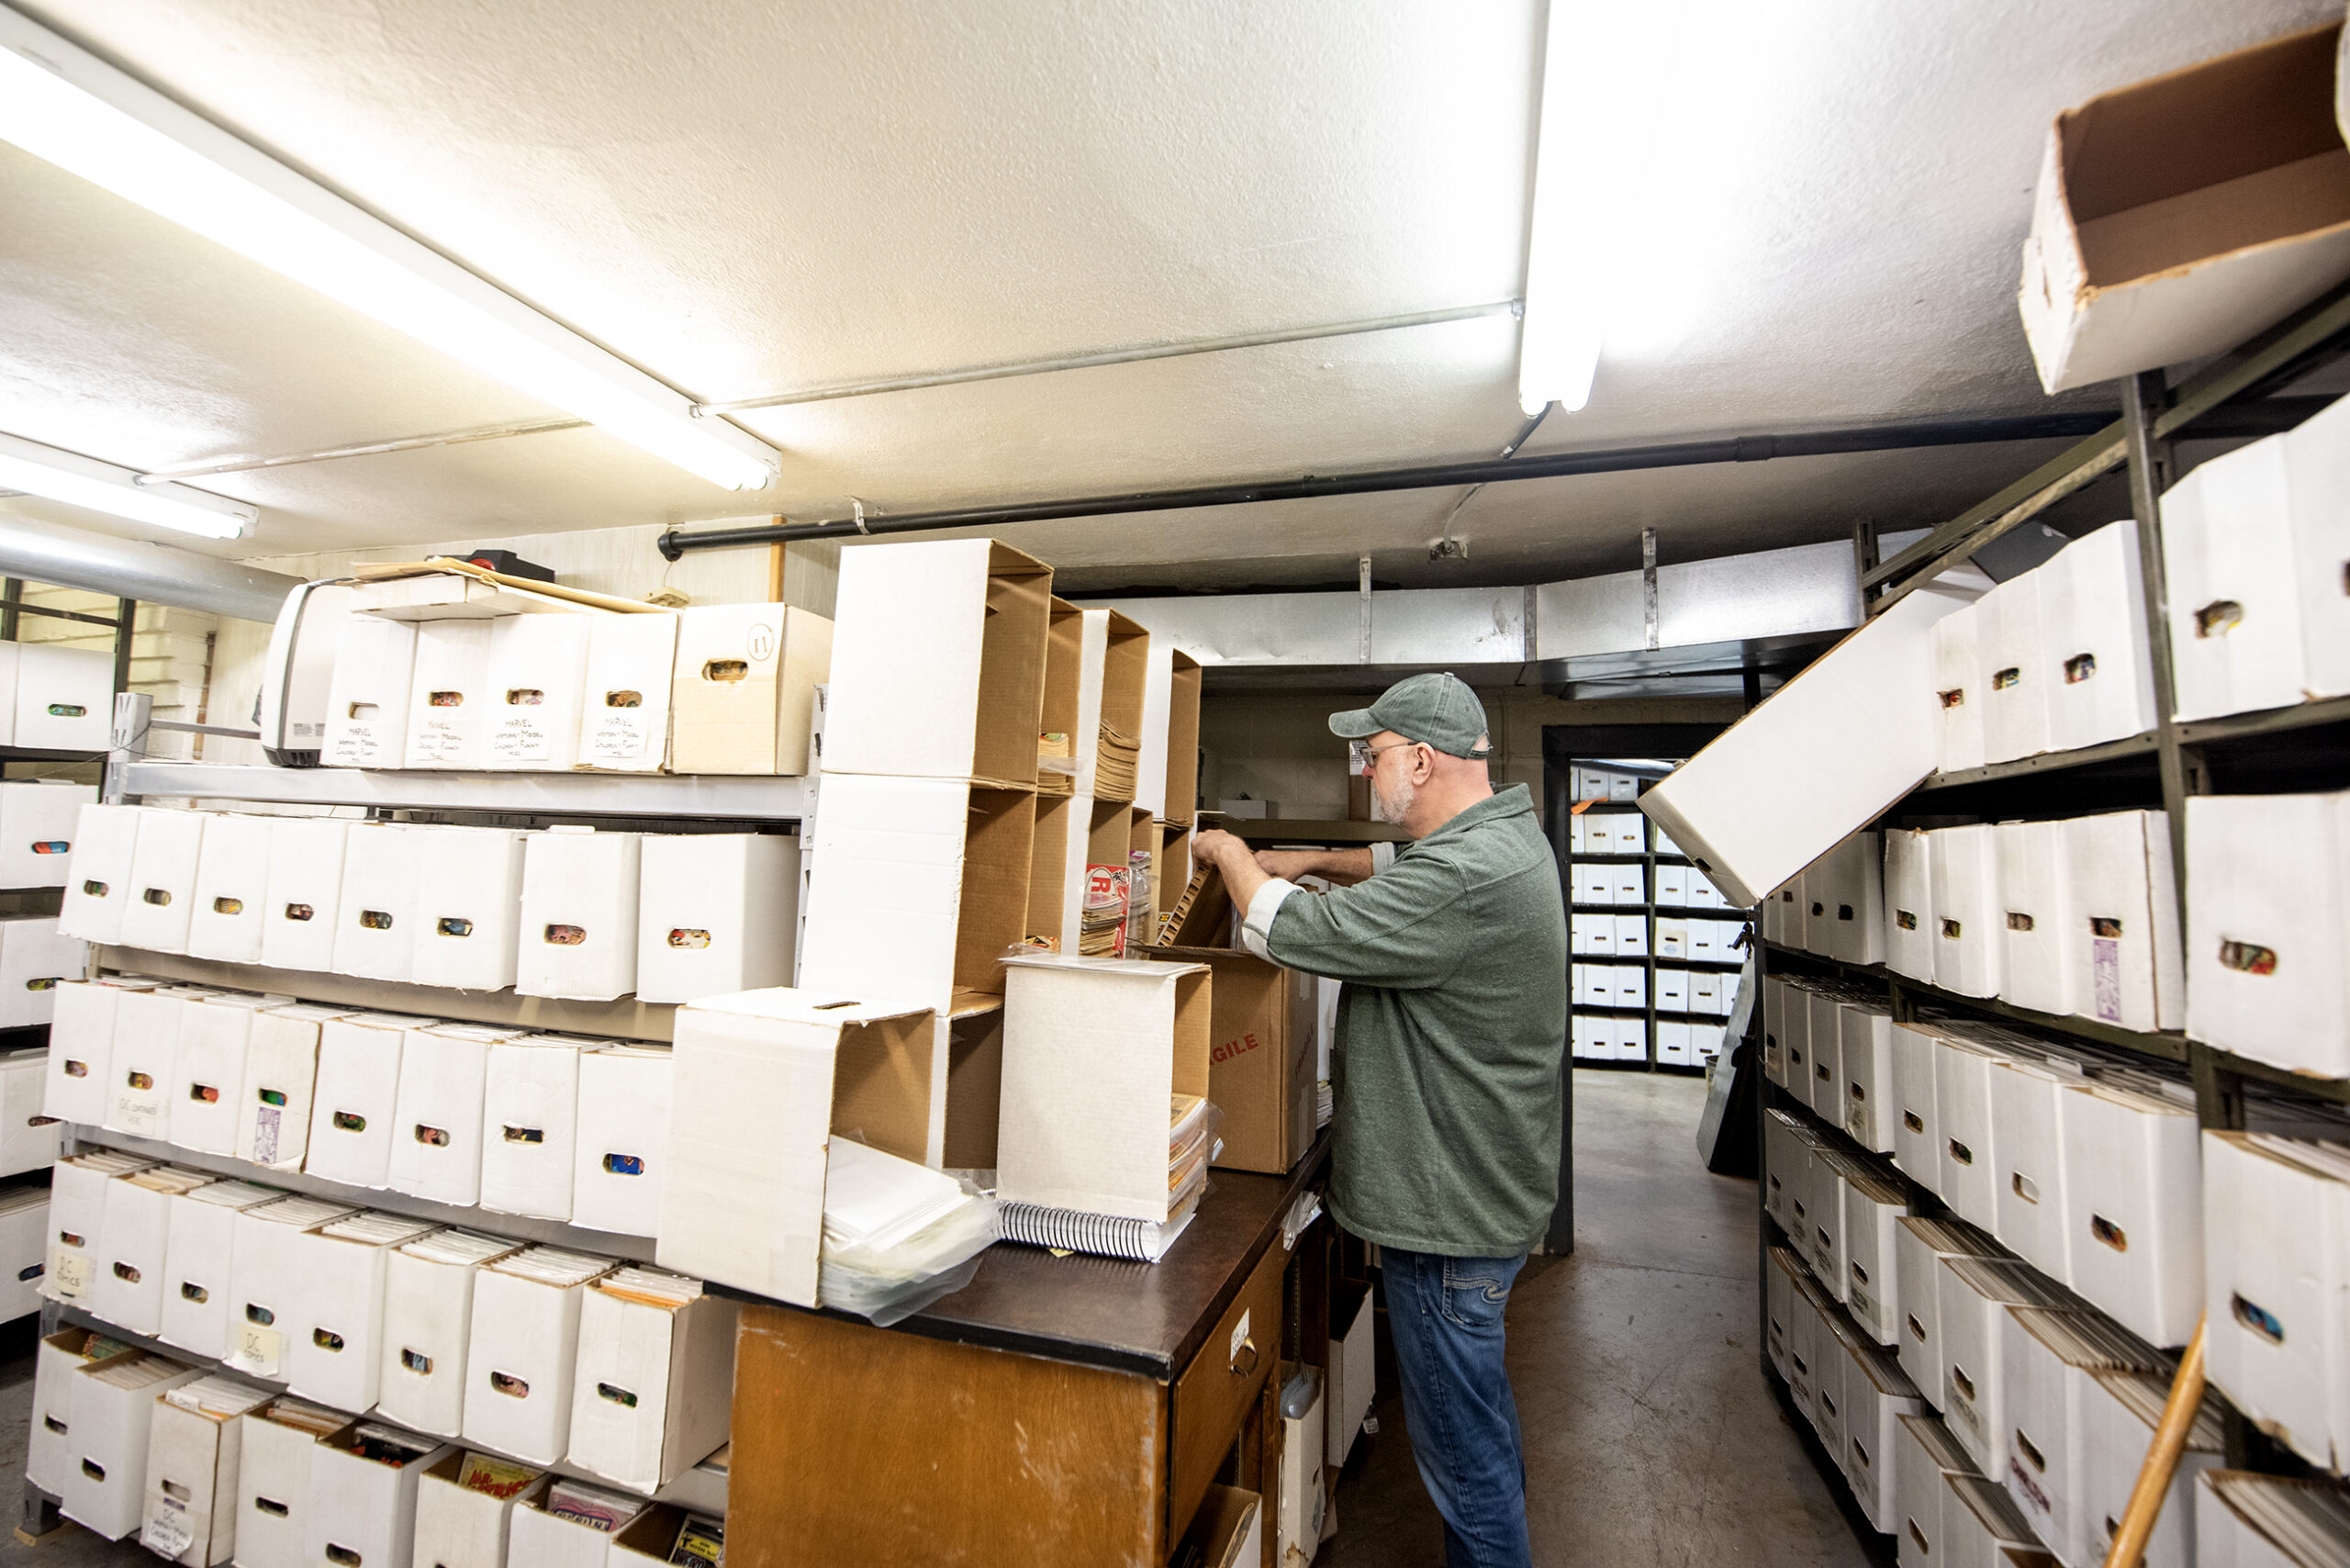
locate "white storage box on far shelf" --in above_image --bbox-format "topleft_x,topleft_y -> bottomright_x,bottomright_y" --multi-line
2043,520 -> 2158,750
667,602 -> 833,775
170,993 -> 286,1157
579,610 -> 679,774
15,642 -> 112,751
306,1421 -> 456,1568
185,813 -> 274,964
2162,427 -> 2305,722
117,807 -> 207,954
0,778 -> 93,889
2185,791 -> 2350,1076
106,986 -> 198,1139
516,828 -> 642,1002
323,615 -> 419,767
221,1196 -> 359,1382
1930,602 -> 1985,775
655,989 -> 934,1306
260,817 -> 350,974
375,1229 -> 523,1439
2065,809 -> 2184,1034
1882,829 -> 1933,984
1839,1003 -> 1898,1155
2018,20 -> 2350,394
483,612 -> 595,771
1993,819 -> 2072,1017
461,1248 -> 617,1464
0,914 -> 84,1029
571,1046 -> 672,1237
58,802 -> 140,944
1637,585 -> 1967,908
409,826 -> 528,991
2199,1132 -> 2347,1473
1822,831 -> 1885,968
333,823 -> 422,983
44,978 -> 151,1127
2063,1081 -> 2203,1348
1837,1332 -> 1925,1534
822,539 -> 1052,785
1987,1054 -> 2085,1288
479,1036 -> 597,1222
1934,1255 -> 2071,1473
402,619 -> 496,768
1933,1031 -> 2017,1233
1976,571 -> 2051,766
1841,1163 -> 1910,1348
388,1023 -> 528,1207
30,1327 -> 105,1495
635,832 -> 800,1005
1926,825 -> 2004,999
566,1269 -> 736,1490
237,1003 -> 358,1172
156,1182 -> 283,1361
1893,1215 -> 1999,1397
286,1213 -> 441,1413
92,1165 -> 214,1336
306,1013 -> 428,1188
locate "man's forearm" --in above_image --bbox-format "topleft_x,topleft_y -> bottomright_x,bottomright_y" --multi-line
1304,846 -> 1377,887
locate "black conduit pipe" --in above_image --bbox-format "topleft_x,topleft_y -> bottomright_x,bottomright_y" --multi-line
655,404 -> 2311,559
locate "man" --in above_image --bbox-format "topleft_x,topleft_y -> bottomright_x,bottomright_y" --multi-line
1192,672 -> 1567,1568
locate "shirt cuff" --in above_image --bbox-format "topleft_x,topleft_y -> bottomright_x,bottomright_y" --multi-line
1371,841 -> 1396,874
1240,877 -> 1303,960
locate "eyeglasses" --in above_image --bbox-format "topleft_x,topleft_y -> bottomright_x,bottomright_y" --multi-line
1348,739 -> 1419,776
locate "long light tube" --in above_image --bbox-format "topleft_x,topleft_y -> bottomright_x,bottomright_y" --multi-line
0,6 -> 780,492
1516,3 -> 1601,417
0,431 -> 255,539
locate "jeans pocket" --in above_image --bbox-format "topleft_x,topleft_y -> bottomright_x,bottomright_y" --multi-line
1438,1256 -> 1519,1331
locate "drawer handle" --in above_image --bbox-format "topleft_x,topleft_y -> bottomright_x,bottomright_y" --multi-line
1231,1336 -> 1259,1377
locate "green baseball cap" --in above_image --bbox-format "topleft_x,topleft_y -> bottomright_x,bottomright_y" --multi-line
1327,673 -> 1492,758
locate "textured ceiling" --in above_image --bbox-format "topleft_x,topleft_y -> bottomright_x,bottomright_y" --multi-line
0,0 -> 2338,587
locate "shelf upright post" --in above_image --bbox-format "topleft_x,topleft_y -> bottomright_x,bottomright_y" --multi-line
2124,369 -> 2242,1133
1645,820 -> 1658,1070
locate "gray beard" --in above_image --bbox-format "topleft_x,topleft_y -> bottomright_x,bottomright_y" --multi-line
1372,776 -> 1416,825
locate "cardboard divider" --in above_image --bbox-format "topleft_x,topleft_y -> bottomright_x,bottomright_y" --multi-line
939,1001 -> 1004,1170
1036,597 -> 1082,792
973,547 -> 1054,787
1026,794 -> 1074,947
826,1008 -> 934,1164
1163,654 -> 1202,826
956,790 -> 1038,995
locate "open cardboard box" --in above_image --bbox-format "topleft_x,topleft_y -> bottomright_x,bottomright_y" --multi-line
824,540 -> 1053,787
1075,609 -> 1149,803
2020,20 -> 2350,392
1141,646 -> 1203,826
655,989 -> 934,1308
667,603 -> 833,775
1034,596 -> 1082,799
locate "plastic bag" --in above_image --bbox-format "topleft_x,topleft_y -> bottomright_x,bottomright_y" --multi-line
818,1170 -> 1001,1327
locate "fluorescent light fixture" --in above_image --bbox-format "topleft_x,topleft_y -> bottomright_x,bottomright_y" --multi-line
0,6 -> 780,492
1516,4 -> 1601,416
0,431 -> 254,539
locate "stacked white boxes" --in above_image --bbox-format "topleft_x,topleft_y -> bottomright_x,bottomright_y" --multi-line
479,1036 -> 599,1221
1998,1306 -> 2165,1566
2201,1132 -> 2350,1473
571,1045 -> 672,1237
157,1182 -> 285,1359
2185,790 -> 2350,1078
285,1212 -> 441,1411
460,1247 -> 615,1464
377,1229 -> 524,1439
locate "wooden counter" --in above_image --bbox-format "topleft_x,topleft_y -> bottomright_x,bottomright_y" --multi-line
726,1135 -> 1332,1568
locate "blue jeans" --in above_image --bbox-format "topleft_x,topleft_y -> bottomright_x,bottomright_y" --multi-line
1381,1247 -> 1531,1568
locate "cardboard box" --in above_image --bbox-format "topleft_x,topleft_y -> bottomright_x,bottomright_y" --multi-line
1935,1254 -> 2073,1472
2062,1081 -> 2203,1347
799,775 -> 1029,1010
1637,586 -> 1968,907
2077,1370 -> 2221,1568
1276,1365 -> 1327,1565
181,814 -> 273,965
156,1182 -> 284,1360
389,1024 -> 529,1206
2019,20 -> 2350,395
1927,824 -> 2005,999
1840,1003 -> 1898,1154
1611,1015 -> 1646,1062
1840,1330 -> 1926,1534
2193,1470 -> 2347,1568
412,1450 -> 551,1568
2043,521 -> 2157,751
306,1420 -> 457,1568
1987,1056 -> 2085,1287
1893,1414 -> 1977,1568
1933,1033 -> 2014,1232
2201,1131 -> 2346,1472
1759,975 -> 1791,1086
1813,1308 -> 1852,1460
1137,645 -> 1203,824
666,603 -> 831,775
58,801 -> 141,945
1805,991 -> 1846,1121
1766,1246 -> 1804,1381
1894,1216 -> 1999,1399
15,641 -> 110,751
0,778 -> 95,889
1144,946 -> 1315,1176
92,1163 -> 215,1336
2065,812 -> 2184,1036
480,1036 -> 597,1222
1785,1277 -> 1825,1422
572,1046 -> 673,1237
940,999 -> 1007,1170
234,1403 -> 327,1568
823,539 -> 1052,786
0,1042 -> 51,1176
286,1213 -> 440,1411
2164,431 -> 2304,723
143,1376 -> 274,1566
376,1232 -> 527,1439
31,1327 -> 107,1494
0,913 -> 84,1029
221,1196 -> 359,1381
480,612 -> 596,772
1615,913 -> 1648,958
403,619 -> 498,769
2000,1306 -> 2166,1567
1931,602 -> 1986,776
1977,572 -> 2052,766
333,823 -> 424,983
1827,832 -> 1886,967
509,1488 -> 649,1568
2184,791 -> 2350,1074
118,808 -> 208,954
655,989 -> 935,1307
1328,1282 -> 1375,1469
516,829 -> 643,1002
324,616 -> 420,767
565,1273 -> 737,1490
1938,1472 -> 2038,1568
47,1151 -> 157,1306
0,1182 -> 45,1316
169,993 -> 282,1156
259,817 -> 350,974
1841,1163 -> 1911,1349
237,1003 -> 358,1171
1807,1152 -> 1860,1300
1614,966 -> 1649,1010
577,610 -> 680,774
634,832 -> 800,1005
1568,913 -> 1610,957
411,827 -> 529,991
1072,609 -> 1148,803
106,986 -> 196,1139
462,1252 -> 618,1463
62,1350 -> 204,1540
1174,1484 -> 1261,1568
306,1013 -> 431,1188
2289,386 -> 2350,700
1994,819 -> 2072,1017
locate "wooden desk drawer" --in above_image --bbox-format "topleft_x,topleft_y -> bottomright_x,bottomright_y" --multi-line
1169,1239 -> 1285,1537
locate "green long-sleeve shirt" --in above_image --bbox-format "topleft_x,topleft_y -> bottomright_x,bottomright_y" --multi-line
1249,784 -> 1568,1256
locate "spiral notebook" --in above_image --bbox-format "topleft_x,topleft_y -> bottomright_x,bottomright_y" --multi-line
1000,1193 -> 1201,1263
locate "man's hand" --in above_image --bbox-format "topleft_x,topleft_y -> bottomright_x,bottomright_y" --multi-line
1254,848 -> 1322,880
1191,829 -> 1254,877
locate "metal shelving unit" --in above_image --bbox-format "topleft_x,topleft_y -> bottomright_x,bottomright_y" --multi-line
117,760 -> 807,821
1753,274 -> 2350,1518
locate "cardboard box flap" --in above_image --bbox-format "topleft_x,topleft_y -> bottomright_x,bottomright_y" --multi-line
349,559 -> 661,617
1160,864 -> 1235,949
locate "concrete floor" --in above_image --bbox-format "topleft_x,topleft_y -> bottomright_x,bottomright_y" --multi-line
0,1070 -> 1878,1568
1324,1069 -> 1886,1568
